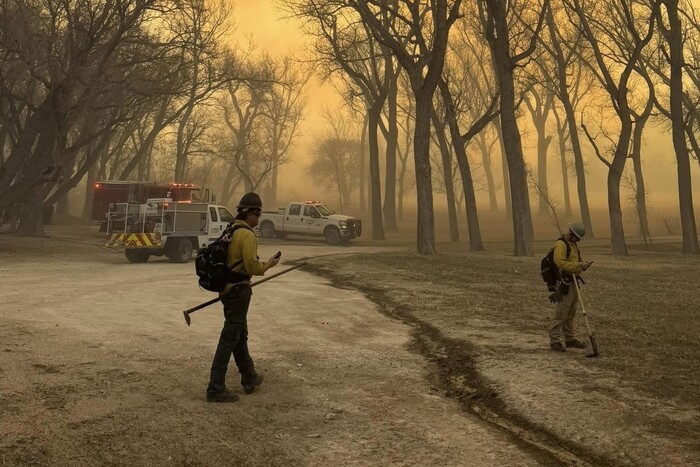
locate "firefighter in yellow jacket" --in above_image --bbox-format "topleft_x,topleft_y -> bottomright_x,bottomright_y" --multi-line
548,222 -> 592,352
207,192 -> 279,402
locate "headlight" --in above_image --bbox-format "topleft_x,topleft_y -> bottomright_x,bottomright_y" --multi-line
339,221 -> 348,229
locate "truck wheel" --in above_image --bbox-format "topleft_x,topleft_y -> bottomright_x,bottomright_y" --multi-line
324,227 -> 341,245
125,250 -> 149,263
259,221 -> 276,238
169,238 -> 193,263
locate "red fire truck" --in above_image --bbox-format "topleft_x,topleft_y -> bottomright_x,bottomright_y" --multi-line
91,181 -> 206,230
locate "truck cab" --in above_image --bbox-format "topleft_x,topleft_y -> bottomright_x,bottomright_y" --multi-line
258,201 -> 362,245
105,199 -> 236,263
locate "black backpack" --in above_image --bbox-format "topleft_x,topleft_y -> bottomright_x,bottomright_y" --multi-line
195,224 -> 252,292
540,237 -> 571,292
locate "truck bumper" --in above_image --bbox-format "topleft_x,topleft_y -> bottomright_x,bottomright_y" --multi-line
105,233 -> 162,249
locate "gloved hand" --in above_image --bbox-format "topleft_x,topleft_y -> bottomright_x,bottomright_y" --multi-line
549,291 -> 563,303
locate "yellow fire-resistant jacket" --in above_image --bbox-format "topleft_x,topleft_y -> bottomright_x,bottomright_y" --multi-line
226,219 -> 270,286
553,238 -> 582,276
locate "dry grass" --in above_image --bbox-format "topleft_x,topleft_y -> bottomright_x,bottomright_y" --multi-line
314,238 -> 700,405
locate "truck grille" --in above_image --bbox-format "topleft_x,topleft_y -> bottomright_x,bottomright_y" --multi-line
349,219 -> 362,238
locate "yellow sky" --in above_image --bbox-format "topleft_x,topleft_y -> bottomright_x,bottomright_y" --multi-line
230,1 -> 700,211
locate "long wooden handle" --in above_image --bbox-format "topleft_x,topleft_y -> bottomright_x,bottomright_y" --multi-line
183,262 -> 307,320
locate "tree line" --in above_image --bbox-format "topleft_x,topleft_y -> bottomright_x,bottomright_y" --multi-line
1,0 -> 699,256
291,0 -> 700,256
0,0 -> 305,237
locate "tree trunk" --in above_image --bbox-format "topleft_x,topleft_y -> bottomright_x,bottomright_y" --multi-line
383,73 -> 399,232
413,91 -> 437,254
397,161 -> 406,221
547,8 -> 593,236
437,78 -> 485,251
119,104 -> 169,180
631,117 -> 652,244
525,92 -> 554,215
608,118 -> 632,256
432,110 -> 459,242
492,41 -> 533,255
368,109 -> 385,240
685,119 -> 700,171
477,133 -> 498,212
83,162 -> 97,219
608,164 -> 628,256
55,191 -> 70,216
554,111 -> 573,216
359,114 -> 368,212
16,188 -> 46,237
667,0 -> 700,254
493,120 -> 512,218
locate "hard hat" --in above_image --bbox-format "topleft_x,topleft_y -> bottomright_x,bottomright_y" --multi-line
236,192 -> 262,210
568,222 -> 586,239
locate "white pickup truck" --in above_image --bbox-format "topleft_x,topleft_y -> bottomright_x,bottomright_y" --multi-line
258,201 -> 362,245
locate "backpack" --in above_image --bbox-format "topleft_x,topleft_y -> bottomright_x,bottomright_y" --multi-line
540,237 -> 571,292
195,223 -> 252,292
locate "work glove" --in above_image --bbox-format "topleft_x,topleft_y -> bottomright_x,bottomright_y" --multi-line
548,289 -> 563,303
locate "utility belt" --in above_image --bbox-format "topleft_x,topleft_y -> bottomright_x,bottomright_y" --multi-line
557,273 -> 584,295
223,282 -> 252,301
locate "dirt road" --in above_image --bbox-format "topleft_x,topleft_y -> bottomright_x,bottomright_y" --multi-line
1,237 -> 549,466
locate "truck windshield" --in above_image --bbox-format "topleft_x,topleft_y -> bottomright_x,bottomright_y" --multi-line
316,205 -> 335,216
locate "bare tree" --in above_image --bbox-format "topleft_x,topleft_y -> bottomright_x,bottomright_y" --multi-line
260,56 -> 307,206
551,105 -> 572,217
171,0 -> 232,182
541,3 -> 595,235
309,111 -> 361,211
524,87 -> 555,216
430,106 -> 460,242
567,0 -> 661,255
350,0 -> 464,254
0,0 -> 183,235
659,0 -> 700,253
477,0 -> 551,255
285,0 -> 392,240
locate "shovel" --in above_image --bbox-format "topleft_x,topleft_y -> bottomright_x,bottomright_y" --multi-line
572,275 -> 599,358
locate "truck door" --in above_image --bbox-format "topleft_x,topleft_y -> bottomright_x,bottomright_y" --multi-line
284,203 -> 306,234
304,205 -> 323,234
208,207 -> 225,241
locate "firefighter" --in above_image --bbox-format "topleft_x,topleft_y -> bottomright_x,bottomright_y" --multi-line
548,222 -> 592,352
206,192 -> 280,402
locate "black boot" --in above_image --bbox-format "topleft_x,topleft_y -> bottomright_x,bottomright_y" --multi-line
207,388 -> 240,403
565,339 -> 588,349
550,342 -> 566,352
243,374 -> 264,394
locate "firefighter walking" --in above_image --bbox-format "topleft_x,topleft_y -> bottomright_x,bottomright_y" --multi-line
206,192 -> 280,403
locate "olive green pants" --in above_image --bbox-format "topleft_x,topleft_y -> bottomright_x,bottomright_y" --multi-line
548,283 -> 579,344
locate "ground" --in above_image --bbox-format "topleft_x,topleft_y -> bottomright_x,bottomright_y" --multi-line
0,222 -> 698,466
